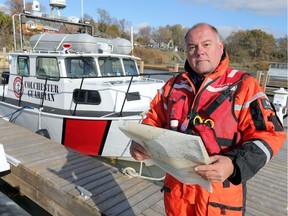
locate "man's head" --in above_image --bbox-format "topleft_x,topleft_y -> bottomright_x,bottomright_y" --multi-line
185,23 -> 224,77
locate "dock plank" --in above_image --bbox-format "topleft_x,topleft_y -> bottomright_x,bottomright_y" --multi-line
98,181 -> 155,214
85,177 -> 144,206
119,190 -> 164,216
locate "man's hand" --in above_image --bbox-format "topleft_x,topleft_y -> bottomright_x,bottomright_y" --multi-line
130,141 -> 150,161
194,155 -> 234,182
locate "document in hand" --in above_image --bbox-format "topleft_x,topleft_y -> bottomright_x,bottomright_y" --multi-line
118,121 -> 213,192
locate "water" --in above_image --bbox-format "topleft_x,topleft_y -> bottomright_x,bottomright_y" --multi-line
144,69 -> 178,82
0,178 -> 51,215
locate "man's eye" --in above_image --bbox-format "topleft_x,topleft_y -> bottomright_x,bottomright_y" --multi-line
188,46 -> 195,51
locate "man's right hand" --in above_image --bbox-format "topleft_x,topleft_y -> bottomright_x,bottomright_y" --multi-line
130,141 -> 150,161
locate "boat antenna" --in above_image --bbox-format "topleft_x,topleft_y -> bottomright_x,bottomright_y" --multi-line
131,26 -> 134,55
81,0 -> 84,23
23,0 -> 26,11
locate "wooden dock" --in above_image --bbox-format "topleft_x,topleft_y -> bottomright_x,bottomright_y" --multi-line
0,119 -> 165,216
0,118 -> 287,215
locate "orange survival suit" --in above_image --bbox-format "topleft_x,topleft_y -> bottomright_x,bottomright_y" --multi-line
142,52 -> 286,216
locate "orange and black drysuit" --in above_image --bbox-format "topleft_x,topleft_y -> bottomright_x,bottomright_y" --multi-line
142,52 -> 286,216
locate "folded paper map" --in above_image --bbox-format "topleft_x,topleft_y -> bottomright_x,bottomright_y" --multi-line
118,121 -> 213,192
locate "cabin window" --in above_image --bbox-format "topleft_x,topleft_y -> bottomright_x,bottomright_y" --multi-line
17,56 -> 29,76
123,59 -> 138,75
98,57 -> 123,76
278,63 -> 287,69
65,57 -> 98,77
73,89 -> 101,104
36,57 -> 60,81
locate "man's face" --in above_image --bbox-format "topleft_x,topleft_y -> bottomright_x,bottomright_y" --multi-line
185,25 -> 224,77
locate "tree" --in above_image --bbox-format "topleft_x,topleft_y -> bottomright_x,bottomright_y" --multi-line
106,24 -> 121,38
225,29 -> 277,64
83,13 -> 97,36
152,26 -> 172,50
0,11 -> 13,51
169,24 -> 188,51
273,36 -> 287,62
118,18 -> 131,39
96,8 -> 113,36
137,25 -> 152,46
5,0 -> 23,15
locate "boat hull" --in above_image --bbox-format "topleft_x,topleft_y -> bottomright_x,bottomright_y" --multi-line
0,101 -> 141,160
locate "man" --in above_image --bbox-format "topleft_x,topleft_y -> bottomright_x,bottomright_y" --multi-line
130,23 -> 286,216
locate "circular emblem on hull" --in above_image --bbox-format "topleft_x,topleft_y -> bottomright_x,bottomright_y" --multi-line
13,77 -> 24,98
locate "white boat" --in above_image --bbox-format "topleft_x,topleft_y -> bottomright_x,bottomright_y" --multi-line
267,62 -> 287,80
0,5 -> 173,161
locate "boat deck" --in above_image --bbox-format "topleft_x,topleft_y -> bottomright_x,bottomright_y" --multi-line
0,118 -> 287,215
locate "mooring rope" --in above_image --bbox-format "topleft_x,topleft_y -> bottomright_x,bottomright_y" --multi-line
121,161 -> 165,181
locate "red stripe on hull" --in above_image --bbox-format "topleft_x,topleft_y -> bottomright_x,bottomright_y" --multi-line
63,119 -> 109,155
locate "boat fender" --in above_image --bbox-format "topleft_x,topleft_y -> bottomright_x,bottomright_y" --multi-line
1,71 -> 9,84
35,129 -> 51,139
0,144 -> 10,177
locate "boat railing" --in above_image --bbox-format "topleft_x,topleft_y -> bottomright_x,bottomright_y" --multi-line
119,76 -> 134,117
1,72 -> 180,116
12,13 -> 93,52
72,72 -> 180,116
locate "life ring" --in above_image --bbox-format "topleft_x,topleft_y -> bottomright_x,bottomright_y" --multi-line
13,77 -> 24,98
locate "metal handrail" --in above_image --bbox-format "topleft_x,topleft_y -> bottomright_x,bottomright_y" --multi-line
40,77 -> 48,107
73,76 -> 85,116
119,75 -> 134,117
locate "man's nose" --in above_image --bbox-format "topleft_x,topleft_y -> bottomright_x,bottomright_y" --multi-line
196,45 -> 205,55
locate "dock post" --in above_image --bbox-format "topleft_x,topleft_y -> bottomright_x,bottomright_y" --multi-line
262,70 -> 269,93
139,61 -> 144,74
256,70 -> 262,83
174,63 -> 179,72
256,70 -> 269,93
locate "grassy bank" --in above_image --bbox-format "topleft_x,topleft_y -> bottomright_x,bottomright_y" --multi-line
133,47 -> 270,73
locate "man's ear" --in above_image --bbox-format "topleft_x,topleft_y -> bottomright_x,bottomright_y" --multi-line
219,42 -> 224,50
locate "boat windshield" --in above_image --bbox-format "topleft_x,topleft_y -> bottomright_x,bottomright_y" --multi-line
97,57 -> 138,76
17,56 -> 30,76
123,58 -> 138,75
98,57 -> 124,76
65,57 -> 98,77
36,57 -> 60,81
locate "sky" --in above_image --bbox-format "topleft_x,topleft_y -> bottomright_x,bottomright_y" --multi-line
0,0 -> 287,39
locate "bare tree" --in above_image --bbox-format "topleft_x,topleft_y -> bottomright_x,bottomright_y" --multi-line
96,8 -> 112,36
152,26 -> 172,50
118,18 -> 131,39
137,25 -> 152,45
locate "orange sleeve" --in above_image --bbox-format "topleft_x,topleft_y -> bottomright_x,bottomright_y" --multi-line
235,76 -> 286,156
142,76 -> 179,128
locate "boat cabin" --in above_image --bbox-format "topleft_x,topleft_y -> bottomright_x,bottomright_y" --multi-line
1,13 -> 164,116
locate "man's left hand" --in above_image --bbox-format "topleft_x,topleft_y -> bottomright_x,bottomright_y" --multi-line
194,155 -> 234,182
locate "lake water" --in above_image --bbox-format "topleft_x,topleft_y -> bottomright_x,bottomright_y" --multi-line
0,178 -> 51,215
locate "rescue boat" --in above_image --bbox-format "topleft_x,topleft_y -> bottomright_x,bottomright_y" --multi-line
0,9 -> 172,161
